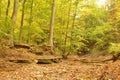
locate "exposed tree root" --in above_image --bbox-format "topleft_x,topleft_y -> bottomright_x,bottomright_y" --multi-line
77,54 -> 120,63
8,57 -> 62,64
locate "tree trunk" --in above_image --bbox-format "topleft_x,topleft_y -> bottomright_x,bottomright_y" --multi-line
11,0 -> 18,21
71,0 -> 79,30
61,0 -> 72,59
49,0 -> 56,50
19,0 -> 26,43
6,0 -> 10,17
64,0 -> 72,52
5,0 -> 10,35
70,0 -> 79,47
9,0 -> 18,46
27,0 -> 33,44
0,0 -> 2,17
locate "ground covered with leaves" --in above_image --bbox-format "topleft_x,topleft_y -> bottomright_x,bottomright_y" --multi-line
0,47 -> 120,80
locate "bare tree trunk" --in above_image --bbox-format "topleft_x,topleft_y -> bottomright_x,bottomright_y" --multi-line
64,0 -> 72,50
27,0 -> 33,44
6,0 -> 10,17
49,0 -> 56,50
70,0 -> 79,46
5,0 -> 10,35
9,0 -> 18,46
71,0 -> 78,30
19,0 -> 26,43
62,0 -> 72,58
0,0 -> 2,17
11,0 -> 18,21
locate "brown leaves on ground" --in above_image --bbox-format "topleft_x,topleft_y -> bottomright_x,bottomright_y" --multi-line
99,60 -> 120,79
0,59 -> 120,80
0,47 -> 38,60
0,47 -> 38,72
0,48 -> 120,80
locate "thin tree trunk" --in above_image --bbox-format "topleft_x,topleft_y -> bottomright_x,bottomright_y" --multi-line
70,0 -> 79,46
9,0 -> 18,46
62,0 -> 72,58
27,0 -> 33,44
6,0 -> 10,17
71,0 -> 78,30
0,0 -> 2,17
49,0 -> 56,50
19,0 -> 26,43
59,1 -> 64,48
5,0 -> 10,35
11,0 -> 18,21
64,0 -> 72,49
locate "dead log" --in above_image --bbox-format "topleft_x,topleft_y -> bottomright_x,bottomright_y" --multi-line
13,44 -> 31,49
36,59 -> 54,64
8,59 -> 37,63
36,57 -> 62,64
8,57 -> 62,64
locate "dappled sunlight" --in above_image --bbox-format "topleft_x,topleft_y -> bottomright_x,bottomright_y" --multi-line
96,0 -> 107,7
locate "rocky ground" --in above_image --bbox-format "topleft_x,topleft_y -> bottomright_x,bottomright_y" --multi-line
0,47 -> 120,80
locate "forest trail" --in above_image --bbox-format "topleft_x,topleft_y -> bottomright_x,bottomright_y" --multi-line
0,47 -> 120,80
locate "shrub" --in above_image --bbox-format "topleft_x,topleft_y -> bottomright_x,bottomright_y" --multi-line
108,43 -> 120,55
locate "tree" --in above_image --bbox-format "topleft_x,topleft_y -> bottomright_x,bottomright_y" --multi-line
9,0 -> 18,46
62,0 -> 72,58
27,0 -> 33,44
6,0 -> 10,17
4,0 -> 11,37
107,0 -> 120,43
70,0 -> 79,45
64,0 -> 72,50
0,0 -> 2,17
49,0 -> 56,50
19,0 -> 26,43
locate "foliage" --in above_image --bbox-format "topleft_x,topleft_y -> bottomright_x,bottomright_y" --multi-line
109,43 -> 120,55
0,0 -> 120,56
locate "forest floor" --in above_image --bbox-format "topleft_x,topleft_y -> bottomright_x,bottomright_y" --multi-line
0,47 -> 120,80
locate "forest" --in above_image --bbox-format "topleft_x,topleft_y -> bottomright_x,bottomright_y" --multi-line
0,0 -> 120,80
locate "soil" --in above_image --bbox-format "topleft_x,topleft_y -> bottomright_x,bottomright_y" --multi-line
0,47 -> 120,80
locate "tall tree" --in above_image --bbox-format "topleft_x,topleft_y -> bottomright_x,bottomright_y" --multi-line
6,0 -> 10,17
5,0 -> 10,35
0,0 -> 2,17
64,0 -> 72,52
27,0 -> 33,44
71,0 -> 79,29
19,0 -> 26,43
49,0 -> 56,49
11,0 -> 18,22
70,0 -> 79,47
64,0 -> 72,45
9,0 -> 18,46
